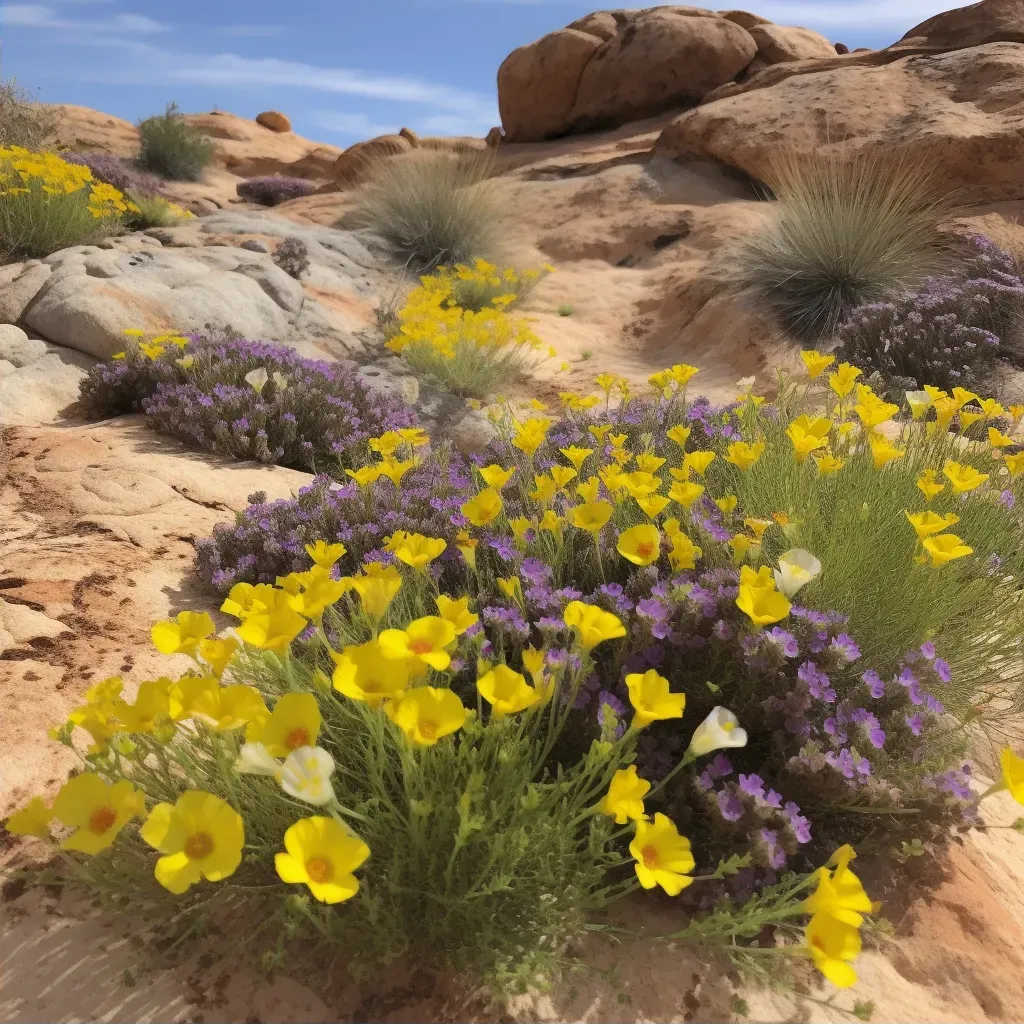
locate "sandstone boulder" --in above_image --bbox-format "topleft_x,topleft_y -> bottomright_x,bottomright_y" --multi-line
900,0 -> 1024,48
334,134 -> 413,184
486,126 -> 504,147
718,10 -> 773,30
835,42 -> 850,55
498,29 -> 603,142
255,110 -> 291,132
748,24 -> 837,63
566,11 -> 630,40
0,261 -> 52,324
656,41 -> 1024,203
399,127 -> 420,145
568,9 -> 757,131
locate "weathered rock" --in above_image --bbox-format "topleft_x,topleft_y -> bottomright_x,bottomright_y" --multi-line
255,110 -> 291,132
748,24 -> 837,63
835,42 -> 850,55
718,9 -> 773,30
239,239 -> 269,253
333,134 -> 413,185
0,261 -> 51,325
738,55 -> 771,81
0,327 -> 96,427
568,9 -> 757,131
399,127 -> 420,145
566,11 -> 628,40
657,41 -> 1024,204
486,126 -> 504,147
498,29 -> 603,142
900,0 -> 1024,48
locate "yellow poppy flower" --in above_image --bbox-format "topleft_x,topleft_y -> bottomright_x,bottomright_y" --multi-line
305,540 -> 347,570
141,790 -> 245,894
175,681 -> 269,733
736,582 -> 791,625
803,845 -> 873,928
916,468 -> 945,501
728,534 -> 753,563
942,460 -> 989,494
377,458 -> 416,487
716,494 -> 738,515
828,362 -> 862,398
346,465 -> 382,488
575,476 -> 602,504
331,638 -> 412,705
113,678 -> 173,735
462,488 -> 504,527
617,524 -> 661,566
550,465 -> 578,491
805,914 -> 861,989
635,494 -> 671,518
814,452 -> 845,475
951,386 -> 979,410
634,453 -> 667,474
988,426 -> 1015,448
455,530 -> 478,570
570,500 -> 614,533
50,774 -> 144,854
598,766 -> 651,824
275,815 -> 369,904
1004,451 -> 1024,478
350,564 -> 402,620
435,594 -> 478,634
668,533 -> 702,571
390,533 -> 447,570
387,687 -> 467,746
478,465 -> 516,489
904,510 -> 959,540
683,450 -> 716,477
786,415 -> 832,462
220,582 -> 275,620
669,480 -> 705,508
530,474 -> 559,504
378,615 -> 456,672
562,600 -> 626,652
744,518 -> 773,542
538,509 -> 562,533
999,747 -> 1024,804
979,398 -> 1005,419
245,692 -> 321,757
234,589 -> 308,652
666,424 -> 692,448
801,350 -> 835,379
560,446 -> 594,472
868,433 -> 905,469
922,533 -> 973,566
511,417 -> 551,458
477,664 -> 541,718
629,813 -> 695,895
151,611 -> 215,657
625,669 -> 686,729
724,439 -> 765,470
904,390 -> 932,419
6,796 -> 52,840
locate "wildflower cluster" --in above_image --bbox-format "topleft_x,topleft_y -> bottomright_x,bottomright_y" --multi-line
62,151 -> 166,200
0,146 -> 139,258
79,329 -> 416,474
236,176 -> 319,207
385,261 -> 556,398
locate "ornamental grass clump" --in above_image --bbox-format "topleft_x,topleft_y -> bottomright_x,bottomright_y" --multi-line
137,103 -> 214,182
236,176 -> 319,206
78,330 -> 416,474
386,263 -> 552,398
0,146 -> 139,261
0,76 -> 58,150
727,148 -> 954,342
835,235 -> 1024,398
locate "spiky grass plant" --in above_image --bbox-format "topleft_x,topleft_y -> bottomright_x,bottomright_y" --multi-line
0,75 -> 58,150
727,149 -> 956,343
348,149 -> 511,271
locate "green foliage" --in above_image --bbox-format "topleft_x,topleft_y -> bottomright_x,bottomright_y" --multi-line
400,337 -> 537,400
853,1000 -> 876,1021
0,76 -> 58,150
137,103 -> 214,182
730,995 -> 750,1018
124,193 -> 193,230
349,149 -> 511,271
726,149 -> 953,342
558,304 -> 575,317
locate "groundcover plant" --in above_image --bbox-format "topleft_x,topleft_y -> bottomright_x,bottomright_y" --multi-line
11,352 -> 1024,998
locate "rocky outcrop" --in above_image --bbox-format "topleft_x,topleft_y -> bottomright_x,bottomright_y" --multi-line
255,110 -> 292,132
718,10 -> 772,30
900,0 -> 1024,48
568,9 -> 758,131
747,24 -> 837,63
498,29 -> 604,142
333,134 -> 414,185
656,41 -> 1024,203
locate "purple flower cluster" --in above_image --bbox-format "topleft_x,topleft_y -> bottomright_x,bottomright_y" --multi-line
836,234 -> 1024,397
79,334 -> 415,474
236,176 -> 319,206
63,150 -> 165,199
194,453 -> 471,592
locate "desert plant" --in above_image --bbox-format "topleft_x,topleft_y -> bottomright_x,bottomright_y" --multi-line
0,76 -> 58,150
137,102 -> 214,182
236,176 -> 318,207
348,149 -> 510,271
125,193 -> 194,230
78,330 -> 417,474
62,151 -> 165,199
726,149 -> 955,342
0,146 -> 137,261
835,235 -> 1024,398
272,236 -> 310,279
558,304 -> 575,317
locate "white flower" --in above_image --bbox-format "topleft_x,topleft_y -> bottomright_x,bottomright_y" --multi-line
245,367 -> 269,394
280,746 -> 336,806
687,707 -> 748,757
774,548 -> 821,598
234,742 -> 281,778
272,371 -> 288,391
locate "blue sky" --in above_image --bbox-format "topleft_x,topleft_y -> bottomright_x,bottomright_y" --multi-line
1,0 -> 963,145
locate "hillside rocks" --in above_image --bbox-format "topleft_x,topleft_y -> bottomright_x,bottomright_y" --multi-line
656,39 -> 1024,202
900,0 -> 1024,48
255,110 -> 292,132
496,5 -> 840,142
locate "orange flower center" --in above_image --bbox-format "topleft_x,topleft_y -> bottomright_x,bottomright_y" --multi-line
636,542 -> 654,558
305,857 -> 333,884
184,831 -> 214,860
285,727 -> 310,750
419,719 -> 439,740
641,845 -> 660,870
88,806 -> 118,834
409,639 -> 433,656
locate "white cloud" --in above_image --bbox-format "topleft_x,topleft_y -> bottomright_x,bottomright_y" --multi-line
311,111 -> 399,139
215,25 -> 285,38
1,3 -> 167,32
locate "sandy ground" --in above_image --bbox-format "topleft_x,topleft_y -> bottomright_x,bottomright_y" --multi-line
4,117 -> 1024,1023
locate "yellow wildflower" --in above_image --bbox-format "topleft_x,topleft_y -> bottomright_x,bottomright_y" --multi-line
617,524 -> 661,566
387,687 -> 467,746
598,766 -> 651,824
275,816 -> 369,904
629,813 -> 695,896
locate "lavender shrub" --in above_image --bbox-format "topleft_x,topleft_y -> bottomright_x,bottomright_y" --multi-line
236,176 -> 319,206
836,235 -> 1024,397
79,333 -> 416,473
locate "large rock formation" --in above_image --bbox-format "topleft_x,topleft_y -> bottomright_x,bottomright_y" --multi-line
496,5 -> 843,142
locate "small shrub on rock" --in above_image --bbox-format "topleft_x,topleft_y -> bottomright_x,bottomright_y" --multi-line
0,146 -> 138,261
236,176 -> 318,207
835,235 -> 1024,398
78,330 -> 417,473
62,151 -> 165,199
137,102 -> 214,182
272,236 -> 310,279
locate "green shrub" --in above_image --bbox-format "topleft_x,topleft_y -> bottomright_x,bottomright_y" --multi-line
125,193 -> 194,230
726,149 -> 954,342
137,103 -> 214,182
349,149 -> 510,271
0,147 -> 134,261
0,76 -> 58,150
